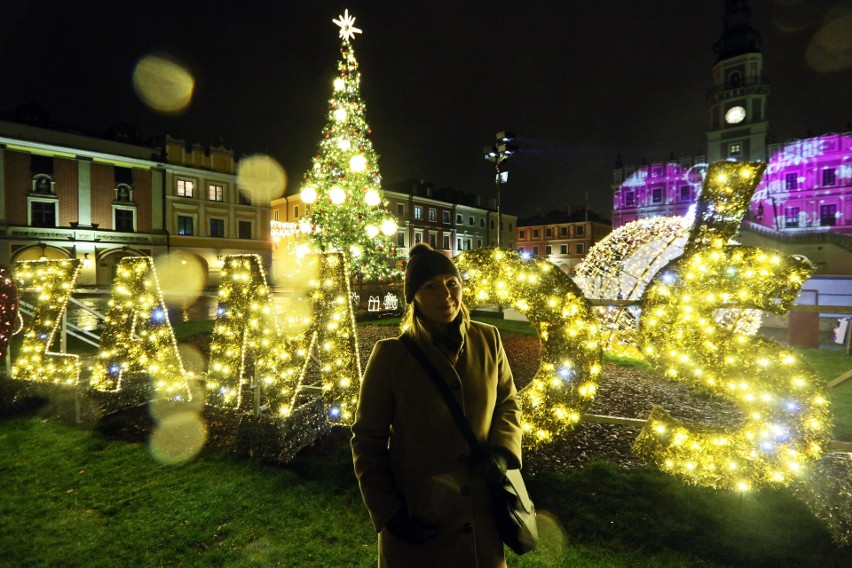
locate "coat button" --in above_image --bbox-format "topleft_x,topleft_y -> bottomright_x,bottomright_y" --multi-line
462,522 -> 473,534
460,486 -> 471,497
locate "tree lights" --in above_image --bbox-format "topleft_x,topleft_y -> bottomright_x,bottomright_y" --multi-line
296,11 -> 401,283
455,248 -> 602,449
0,265 -> 19,359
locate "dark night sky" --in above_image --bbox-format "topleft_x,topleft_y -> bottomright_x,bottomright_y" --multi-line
1,1 -> 850,219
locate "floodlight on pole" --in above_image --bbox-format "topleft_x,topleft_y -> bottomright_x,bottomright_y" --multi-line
483,131 -> 517,247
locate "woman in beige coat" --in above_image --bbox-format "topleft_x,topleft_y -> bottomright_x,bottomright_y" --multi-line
352,244 -> 523,567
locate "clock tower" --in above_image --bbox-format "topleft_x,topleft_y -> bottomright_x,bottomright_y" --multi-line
706,0 -> 769,163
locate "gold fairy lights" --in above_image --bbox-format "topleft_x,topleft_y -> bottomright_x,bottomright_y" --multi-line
634,161 -> 831,490
89,257 -> 190,402
455,248 -> 602,448
11,259 -> 82,386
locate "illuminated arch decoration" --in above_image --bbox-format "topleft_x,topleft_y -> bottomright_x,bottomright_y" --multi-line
634,161 -> 832,490
454,248 -> 602,448
11,260 -> 82,386
575,216 -> 763,358
89,257 -> 190,402
206,253 -> 362,424
206,254 -> 306,411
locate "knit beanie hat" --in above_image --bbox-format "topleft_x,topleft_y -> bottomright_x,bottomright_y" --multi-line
404,243 -> 461,303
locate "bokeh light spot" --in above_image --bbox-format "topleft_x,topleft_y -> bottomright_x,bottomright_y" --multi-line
133,54 -> 194,114
149,410 -> 207,465
237,155 -> 287,204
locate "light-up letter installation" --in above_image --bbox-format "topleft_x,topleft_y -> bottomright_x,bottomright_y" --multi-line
89,257 -> 189,401
455,248 -> 601,448
207,253 -> 362,424
11,260 -> 81,386
635,161 -> 831,490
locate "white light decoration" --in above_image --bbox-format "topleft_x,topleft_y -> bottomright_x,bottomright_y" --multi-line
333,9 -> 362,42
329,186 -> 346,204
334,107 -> 347,122
349,154 -> 367,173
337,138 -> 352,151
380,218 -> 397,236
334,78 -> 345,91
364,188 -> 380,206
365,224 -> 379,238
301,186 -> 317,204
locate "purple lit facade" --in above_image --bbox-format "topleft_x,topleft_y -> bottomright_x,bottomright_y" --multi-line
611,132 -> 852,236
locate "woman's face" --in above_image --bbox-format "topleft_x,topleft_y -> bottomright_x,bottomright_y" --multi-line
413,274 -> 463,324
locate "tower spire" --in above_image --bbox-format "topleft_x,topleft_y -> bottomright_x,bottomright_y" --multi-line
713,0 -> 761,62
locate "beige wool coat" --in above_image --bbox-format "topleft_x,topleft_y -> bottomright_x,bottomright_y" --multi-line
351,320 -> 523,568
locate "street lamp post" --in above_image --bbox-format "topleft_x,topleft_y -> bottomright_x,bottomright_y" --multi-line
483,131 -> 517,248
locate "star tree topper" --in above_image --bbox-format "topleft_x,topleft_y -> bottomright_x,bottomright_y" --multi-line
333,9 -> 362,41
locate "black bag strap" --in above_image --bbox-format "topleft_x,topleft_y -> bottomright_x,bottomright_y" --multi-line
398,334 -> 483,454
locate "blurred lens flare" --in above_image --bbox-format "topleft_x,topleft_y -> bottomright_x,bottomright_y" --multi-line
237,155 -> 287,203
153,253 -> 206,302
149,411 -> 207,465
806,7 -> 852,72
535,510 -> 568,553
133,54 -> 195,114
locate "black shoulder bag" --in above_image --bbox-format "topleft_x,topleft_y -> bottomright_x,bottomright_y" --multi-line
399,334 -> 538,555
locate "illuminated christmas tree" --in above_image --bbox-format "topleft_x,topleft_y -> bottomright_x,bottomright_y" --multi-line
298,10 -> 401,282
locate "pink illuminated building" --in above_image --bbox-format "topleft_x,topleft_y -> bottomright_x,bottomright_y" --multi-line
612,0 -> 852,244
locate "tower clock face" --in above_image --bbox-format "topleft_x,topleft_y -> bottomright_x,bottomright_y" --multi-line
725,105 -> 746,124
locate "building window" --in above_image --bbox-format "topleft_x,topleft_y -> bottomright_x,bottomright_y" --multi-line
519,230 -> 526,239
466,239 -> 472,250
576,226 -> 585,236
532,246 -> 539,255
560,227 -> 568,236
457,238 -> 462,250
30,200 -> 57,228
456,214 -> 463,224
545,228 -> 552,237
480,218 -> 485,228
728,143 -> 742,157
177,215 -> 194,235
274,210 -> 279,221
823,168 -> 836,187
625,192 -> 634,206
443,234 -> 450,250
477,239 -> 483,248
680,185 -> 691,200
428,208 -> 437,222
177,179 -> 194,198
560,244 -> 568,254
820,204 -> 837,226
114,207 -> 135,232
293,205 -> 300,219
545,245 -> 552,255
652,188 -> 663,203
442,211 -> 450,223
429,232 -> 437,248
397,203 -> 405,216
208,184 -> 224,202
509,223 -> 513,231
414,206 -> 423,220
532,229 -> 540,238
785,207 -> 800,228
397,231 -> 405,247
238,220 -> 252,239
115,183 -> 133,202
490,220 -> 495,229
468,216 -> 474,226
415,231 -> 423,244
210,218 -> 225,237
785,173 -> 797,190
238,191 -> 251,205
576,243 -> 585,255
